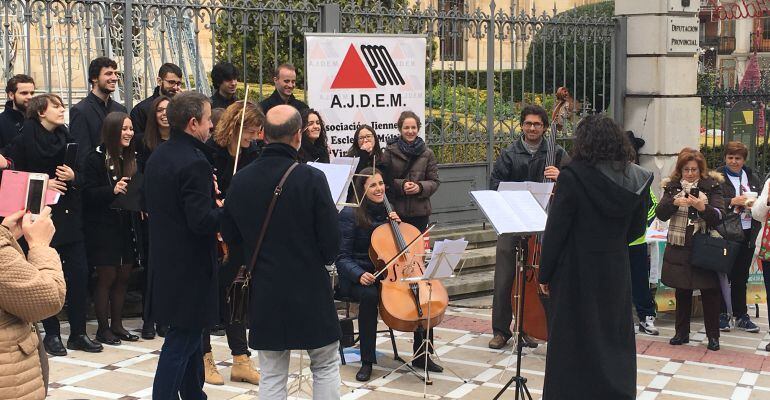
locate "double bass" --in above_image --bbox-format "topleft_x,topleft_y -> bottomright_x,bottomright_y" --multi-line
369,195 -> 449,333
511,88 -> 572,342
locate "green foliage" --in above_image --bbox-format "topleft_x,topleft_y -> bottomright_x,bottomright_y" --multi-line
523,1 -> 614,110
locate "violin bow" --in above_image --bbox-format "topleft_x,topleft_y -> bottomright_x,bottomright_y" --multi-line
232,84 -> 251,177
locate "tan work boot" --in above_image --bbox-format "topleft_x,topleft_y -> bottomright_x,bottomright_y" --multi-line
231,354 -> 260,384
488,334 -> 509,349
203,352 -> 224,385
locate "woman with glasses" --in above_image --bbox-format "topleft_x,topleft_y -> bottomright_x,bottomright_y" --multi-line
346,125 -> 383,202
656,148 -> 726,351
298,108 -> 330,163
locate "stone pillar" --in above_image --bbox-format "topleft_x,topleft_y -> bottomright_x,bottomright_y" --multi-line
615,0 -> 700,193
734,16 -> 753,81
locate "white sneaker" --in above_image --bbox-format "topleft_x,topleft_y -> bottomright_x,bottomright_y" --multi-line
639,316 -> 659,336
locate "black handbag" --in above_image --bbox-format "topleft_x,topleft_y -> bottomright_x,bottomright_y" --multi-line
690,227 -> 741,274
715,212 -> 745,242
227,162 -> 298,324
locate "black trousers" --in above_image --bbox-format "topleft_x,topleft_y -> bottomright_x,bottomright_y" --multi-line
675,287 -> 721,339
629,244 -> 656,320
723,232 -> 755,317
201,323 -> 249,356
153,327 -> 206,400
42,241 -> 89,336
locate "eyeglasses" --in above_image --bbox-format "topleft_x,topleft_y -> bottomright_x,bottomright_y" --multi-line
162,79 -> 183,87
682,168 -> 699,173
523,122 -> 544,128
358,134 -> 374,142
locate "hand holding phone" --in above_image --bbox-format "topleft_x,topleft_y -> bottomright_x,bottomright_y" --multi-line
22,206 -> 55,248
25,173 -> 48,221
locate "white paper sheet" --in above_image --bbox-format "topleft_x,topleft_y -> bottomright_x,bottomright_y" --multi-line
470,190 -> 547,235
497,181 -> 554,210
424,238 -> 468,279
308,162 -> 356,204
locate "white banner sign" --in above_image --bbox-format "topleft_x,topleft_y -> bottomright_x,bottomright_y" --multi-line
305,34 -> 426,158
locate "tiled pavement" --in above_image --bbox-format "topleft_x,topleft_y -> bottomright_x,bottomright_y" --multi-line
46,297 -> 770,399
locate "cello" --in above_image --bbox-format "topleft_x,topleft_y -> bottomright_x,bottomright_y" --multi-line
369,195 -> 449,333
511,89 -> 571,342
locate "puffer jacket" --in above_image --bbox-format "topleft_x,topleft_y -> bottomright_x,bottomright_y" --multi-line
335,205 -> 389,295
380,142 -> 440,218
0,226 -> 65,400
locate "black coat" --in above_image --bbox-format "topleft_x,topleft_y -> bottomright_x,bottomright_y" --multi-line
211,91 -> 236,110
4,120 -> 84,246
205,137 -> 262,197
297,140 -> 330,164
489,138 -> 570,189
130,86 -> 161,138
221,143 -> 340,351
0,101 -> 25,152
82,146 -> 141,266
144,129 -> 221,329
335,205 -> 388,295
70,91 -> 127,167
539,160 -> 652,400
716,165 -> 762,245
258,90 -> 308,114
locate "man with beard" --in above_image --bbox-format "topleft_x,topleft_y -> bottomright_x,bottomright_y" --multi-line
487,105 -> 570,350
131,63 -> 183,138
210,62 -> 238,109
70,57 -> 127,167
259,63 -> 308,114
0,74 -> 35,153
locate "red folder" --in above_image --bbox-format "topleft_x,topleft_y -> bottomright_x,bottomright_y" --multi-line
0,170 -> 60,217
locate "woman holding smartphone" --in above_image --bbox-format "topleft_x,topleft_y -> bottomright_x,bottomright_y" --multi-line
3,93 -> 103,355
82,112 -> 141,345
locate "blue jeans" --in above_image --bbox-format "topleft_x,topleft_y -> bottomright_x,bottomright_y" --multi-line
629,244 -> 656,321
153,327 -> 206,400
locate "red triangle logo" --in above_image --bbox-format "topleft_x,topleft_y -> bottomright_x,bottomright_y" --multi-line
330,44 -> 376,89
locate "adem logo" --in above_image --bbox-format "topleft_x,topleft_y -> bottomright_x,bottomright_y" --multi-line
330,44 -> 406,109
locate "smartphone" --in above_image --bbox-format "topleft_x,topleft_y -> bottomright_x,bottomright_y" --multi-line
25,173 -> 48,220
689,187 -> 700,198
63,143 -> 78,167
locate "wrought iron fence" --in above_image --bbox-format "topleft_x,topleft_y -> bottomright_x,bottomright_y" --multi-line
0,0 -> 615,164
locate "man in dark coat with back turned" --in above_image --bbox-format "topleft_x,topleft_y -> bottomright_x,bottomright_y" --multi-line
70,57 -> 126,167
538,115 -> 652,399
221,104 -> 341,399
144,91 -> 218,399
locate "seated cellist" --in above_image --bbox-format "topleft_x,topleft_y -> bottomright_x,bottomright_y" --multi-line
336,167 -> 443,382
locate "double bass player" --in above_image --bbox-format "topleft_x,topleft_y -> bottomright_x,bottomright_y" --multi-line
487,105 -> 570,349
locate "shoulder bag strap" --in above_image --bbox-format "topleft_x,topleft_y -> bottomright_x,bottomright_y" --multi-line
244,162 -> 299,278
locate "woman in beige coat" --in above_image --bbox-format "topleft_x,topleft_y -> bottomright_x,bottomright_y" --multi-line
0,206 -> 65,400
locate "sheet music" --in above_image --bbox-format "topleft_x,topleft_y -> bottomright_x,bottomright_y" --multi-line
308,162 -> 356,205
497,181 -> 554,210
470,190 -> 547,235
424,238 -> 468,279
330,156 -> 359,168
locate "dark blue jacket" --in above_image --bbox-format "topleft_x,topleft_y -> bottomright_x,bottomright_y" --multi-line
144,128 -> 221,329
70,91 -> 126,167
0,101 -> 25,152
335,205 -> 388,295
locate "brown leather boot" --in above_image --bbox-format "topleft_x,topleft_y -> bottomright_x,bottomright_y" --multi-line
203,352 -> 224,385
488,334 -> 509,349
230,354 -> 260,384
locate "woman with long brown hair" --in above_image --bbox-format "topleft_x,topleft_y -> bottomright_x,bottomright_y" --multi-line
82,111 -> 141,345
656,148 -> 726,351
298,108 -> 330,163
137,95 -> 170,173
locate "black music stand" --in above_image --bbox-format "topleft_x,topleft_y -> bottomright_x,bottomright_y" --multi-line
493,237 -> 536,400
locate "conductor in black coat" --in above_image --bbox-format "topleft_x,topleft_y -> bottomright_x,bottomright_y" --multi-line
144,91 -> 219,400
221,104 -> 341,398
539,115 -> 652,399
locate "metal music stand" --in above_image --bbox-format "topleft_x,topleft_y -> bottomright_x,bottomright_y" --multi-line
379,247 -> 469,398
493,237 -> 536,400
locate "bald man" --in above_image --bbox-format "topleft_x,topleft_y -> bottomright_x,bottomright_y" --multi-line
221,105 -> 341,399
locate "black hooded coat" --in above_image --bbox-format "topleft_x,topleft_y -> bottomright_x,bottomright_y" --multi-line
539,160 -> 652,400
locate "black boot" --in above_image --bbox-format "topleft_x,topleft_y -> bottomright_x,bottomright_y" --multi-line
356,362 -> 373,382
412,356 -> 443,373
141,321 -> 156,340
156,324 -> 169,337
707,337 -> 720,351
669,334 -> 690,346
67,334 -> 104,353
43,335 -> 67,357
